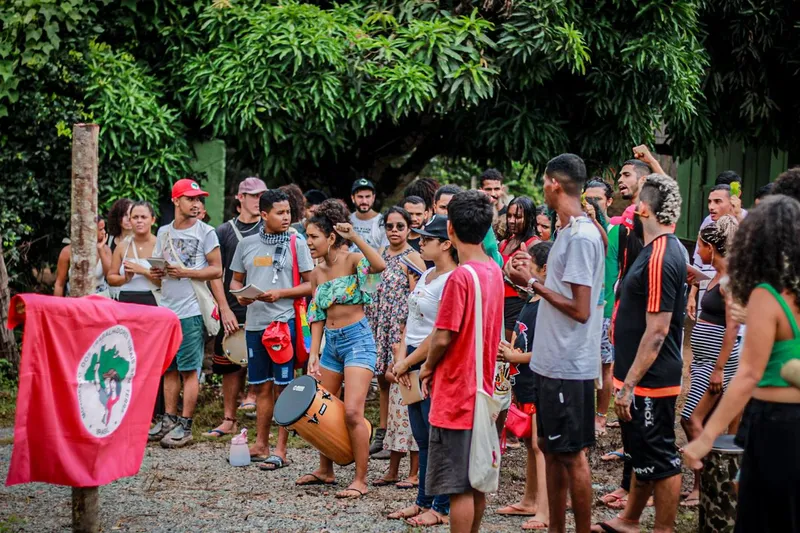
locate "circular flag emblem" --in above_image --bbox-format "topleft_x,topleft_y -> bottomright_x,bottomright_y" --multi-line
76,326 -> 137,438
190,182 -> 199,189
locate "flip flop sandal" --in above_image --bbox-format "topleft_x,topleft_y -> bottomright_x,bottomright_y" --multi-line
250,454 -> 271,463
259,455 -> 291,471
335,487 -> 366,499
203,428 -> 232,438
600,450 -> 625,461
395,480 -> 419,489
496,504 -> 538,516
606,497 -> 629,510
238,402 -> 256,411
388,505 -> 424,520
296,473 -> 337,486
599,492 -> 626,505
296,473 -> 336,486
594,523 -> 624,533
203,418 -> 237,438
521,518 -> 548,530
372,478 -> 400,487
681,496 -> 700,508
606,420 -> 620,428
406,510 -> 449,527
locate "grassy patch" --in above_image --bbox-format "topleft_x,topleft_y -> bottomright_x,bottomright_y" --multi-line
0,359 -> 17,427
0,515 -> 26,533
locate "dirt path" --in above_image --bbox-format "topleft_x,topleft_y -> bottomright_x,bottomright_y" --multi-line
0,429 -> 699,532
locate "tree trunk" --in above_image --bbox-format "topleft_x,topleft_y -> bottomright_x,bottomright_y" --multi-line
70,123 -> 100,533
0,241 -> 20,372
69,124 -> 99,298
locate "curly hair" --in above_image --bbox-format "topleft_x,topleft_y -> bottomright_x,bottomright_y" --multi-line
639,174 -> 682,226
106,198 -> 133,238
308,198 -> 351,248
771,168 -> 800,203
728,195 -> 800,306
699,215 -> 738,257
279,184 -> 306,223
404,178 -> 440,211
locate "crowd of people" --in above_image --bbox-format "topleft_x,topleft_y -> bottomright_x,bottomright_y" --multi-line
53,151 -> 800,533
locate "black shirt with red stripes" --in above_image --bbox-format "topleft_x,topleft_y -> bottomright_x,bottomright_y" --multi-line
613,233 -> 687,390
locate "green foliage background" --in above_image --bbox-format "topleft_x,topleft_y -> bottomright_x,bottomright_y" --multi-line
2,0 -> 799,289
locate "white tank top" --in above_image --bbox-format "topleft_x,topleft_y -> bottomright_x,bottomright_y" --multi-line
120,237 -> 157,292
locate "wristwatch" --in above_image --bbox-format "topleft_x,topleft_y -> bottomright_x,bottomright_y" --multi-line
527,277 -> 539,290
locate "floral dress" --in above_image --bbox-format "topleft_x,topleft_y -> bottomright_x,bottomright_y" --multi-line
366,247 -> 414,374
384,382 -> 418,453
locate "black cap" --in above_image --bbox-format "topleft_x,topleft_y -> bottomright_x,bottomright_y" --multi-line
351,178 -> 376,194
304,189 -> 328,206
413,214 -> 449,239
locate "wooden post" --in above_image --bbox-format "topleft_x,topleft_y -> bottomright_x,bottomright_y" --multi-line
70,123 -> 100,533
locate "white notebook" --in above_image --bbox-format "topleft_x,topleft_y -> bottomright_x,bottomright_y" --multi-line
229,284 -> 265,299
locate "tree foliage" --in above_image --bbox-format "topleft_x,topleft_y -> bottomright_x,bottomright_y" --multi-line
2,0 -> 799,289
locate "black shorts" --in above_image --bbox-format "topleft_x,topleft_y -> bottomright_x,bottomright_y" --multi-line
620,395 -> 681,482
212,312 -> 247,375
426,426 -> 472,495
735,399 -> 800,532
532,373 -> 595,454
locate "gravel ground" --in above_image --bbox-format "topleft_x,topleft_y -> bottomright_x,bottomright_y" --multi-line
0,428 -> 698,532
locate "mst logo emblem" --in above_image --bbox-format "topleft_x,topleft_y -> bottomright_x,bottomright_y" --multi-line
76,326 -> 137,438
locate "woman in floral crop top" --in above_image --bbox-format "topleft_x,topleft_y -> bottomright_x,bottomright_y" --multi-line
295,199 -> 386,500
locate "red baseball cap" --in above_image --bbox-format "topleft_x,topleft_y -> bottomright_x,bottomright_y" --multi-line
261,322 -> 293,364
609,204 -> 636,230
171,179 -> 209,200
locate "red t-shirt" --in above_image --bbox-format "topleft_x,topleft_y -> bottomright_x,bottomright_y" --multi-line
429,260 -> 504,430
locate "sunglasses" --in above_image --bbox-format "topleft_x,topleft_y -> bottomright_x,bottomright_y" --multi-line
420,236 -> 445,244
385,223 -> 407,231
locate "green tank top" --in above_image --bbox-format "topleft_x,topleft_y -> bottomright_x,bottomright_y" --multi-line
757,283 -> 800,388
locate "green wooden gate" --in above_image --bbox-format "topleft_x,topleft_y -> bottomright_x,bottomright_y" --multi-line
674,144 -> 788,241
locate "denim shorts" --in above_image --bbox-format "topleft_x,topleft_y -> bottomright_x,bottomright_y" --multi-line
167,315 -> 205,372
320,317 -> 377,374
246,319 -> 296,386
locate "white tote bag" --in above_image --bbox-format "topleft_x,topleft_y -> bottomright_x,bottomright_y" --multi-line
167,234 -> 220,337
464,265 -> 502,493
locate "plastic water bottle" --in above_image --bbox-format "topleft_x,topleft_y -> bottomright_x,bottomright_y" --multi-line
229,428 -> 250,467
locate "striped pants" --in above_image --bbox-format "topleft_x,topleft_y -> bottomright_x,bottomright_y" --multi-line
681,321 -> 740,419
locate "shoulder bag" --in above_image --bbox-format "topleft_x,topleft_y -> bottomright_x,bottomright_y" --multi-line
166,230 -> 220,336
463,264 -> 502,493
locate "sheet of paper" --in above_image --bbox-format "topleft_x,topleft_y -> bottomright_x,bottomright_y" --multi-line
687,264 -> 712,282
229,284 -> 265,299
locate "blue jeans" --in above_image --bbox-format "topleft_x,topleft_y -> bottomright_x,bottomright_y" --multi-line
407,347 -> 450,514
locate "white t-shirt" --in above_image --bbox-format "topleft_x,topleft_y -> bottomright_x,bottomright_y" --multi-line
153,220 -> 219,319
531,216 -> 605,380
405,268 -> 452,347
349,212 -> 387,251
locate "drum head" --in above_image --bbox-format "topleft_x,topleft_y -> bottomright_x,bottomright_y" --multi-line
222,328 -> 248,366
274,375 -> 318,426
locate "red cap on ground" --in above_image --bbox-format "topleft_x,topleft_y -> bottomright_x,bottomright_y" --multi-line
171,179 -> 209,200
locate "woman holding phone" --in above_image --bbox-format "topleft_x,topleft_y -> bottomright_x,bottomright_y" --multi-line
388,215 -> 457,527
107,201 -> 160,305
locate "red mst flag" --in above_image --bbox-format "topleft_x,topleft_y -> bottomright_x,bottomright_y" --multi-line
5,294 -> 182,487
